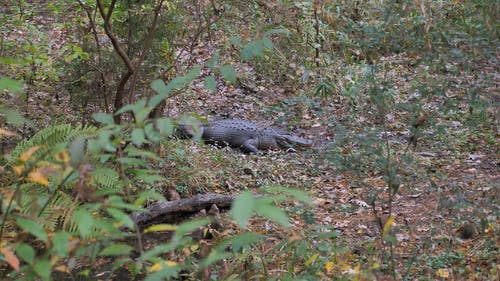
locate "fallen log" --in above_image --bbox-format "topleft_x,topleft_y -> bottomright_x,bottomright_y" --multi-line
131,193 -> 235,229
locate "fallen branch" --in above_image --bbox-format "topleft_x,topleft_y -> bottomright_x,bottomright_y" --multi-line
132,193 -> 235,229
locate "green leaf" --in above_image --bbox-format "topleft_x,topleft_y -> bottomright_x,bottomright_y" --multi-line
144,123 -> 161,142
149,94 -> 164,109
100,243 -> 133,256
135,107 -> 153,125
132,169 -> 166,183
33,259 -> 51,281
0,77 -> 23,93
141,244 -> 177,261
200,250 -> 231,267
1,107 -> 26,127
73,209 -> 94,237
215,233 -> 264,253
172,218 -> 212,244
254,200 -> 290,227
69,136 -> 86,165
262,36 -> 274,49
229,36 -> 242,46
230,192 -> 255,228
220,65 -> 237,84
115,99 -> 147,116
92,113 -> 114,125
156,118 -> 174,137
131,128 -> 146,146
151,79 -> 168,96
107,207 -> 135,229
262,185 -> 312,204
185,66 -> 202,81
204,75 -> 217,92
205,52 -> 219,68
264,28 -> 291,36
150,66 -> 201,105
144,262 -> 181,281
52,232 -> 71,257
241,40 -> 264,60
15,217 -> 47,242
16,243 -> 35,264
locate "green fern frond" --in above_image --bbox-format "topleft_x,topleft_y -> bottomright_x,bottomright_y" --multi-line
11,123 -> 97,159
91,167 -> 121,192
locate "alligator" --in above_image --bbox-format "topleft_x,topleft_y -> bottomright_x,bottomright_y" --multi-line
178,119 -> 312,153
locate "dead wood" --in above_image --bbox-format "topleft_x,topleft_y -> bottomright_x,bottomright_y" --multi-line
132,193 -> 235,229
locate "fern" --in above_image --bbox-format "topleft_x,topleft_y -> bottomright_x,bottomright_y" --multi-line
91,167 -> 121,191
11,123 -> 97,159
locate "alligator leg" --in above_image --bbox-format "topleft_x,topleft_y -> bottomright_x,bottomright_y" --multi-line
241,139 -> 260,153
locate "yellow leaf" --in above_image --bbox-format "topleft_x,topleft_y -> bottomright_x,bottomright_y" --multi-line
150,263 -> 163,272
0,128 -> 16,137
436,268 -> 450,278
54,265 -> 69,273
143,224 -> 177,233
190,244 -> 199,251
38,163 -> 60,175
485,223 -> 494,234
383,216 -> 395,236
13,165 -> 24,175
26,170 -> 49,186
150,260 -> 178,272
369,262 -> 380,269
19,146 -> 41,162
325,261 -> 334,273
165,260 -> 177,267
305,253 -> 319,266
55,150 -> 70,163
1,248 -> 20,271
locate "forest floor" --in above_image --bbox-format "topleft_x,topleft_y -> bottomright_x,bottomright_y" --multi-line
4,5 -> 499,281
